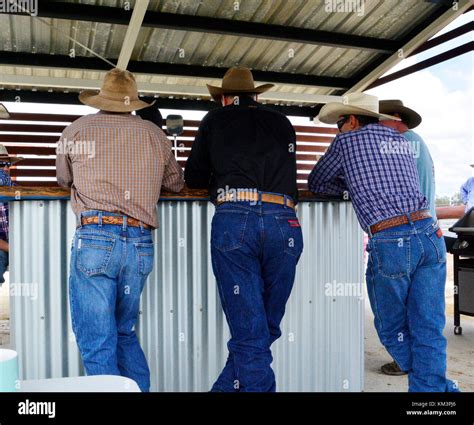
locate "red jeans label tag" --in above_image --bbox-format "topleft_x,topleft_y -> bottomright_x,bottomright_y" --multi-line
436,228 -> 443,238
288,219 -> 300,227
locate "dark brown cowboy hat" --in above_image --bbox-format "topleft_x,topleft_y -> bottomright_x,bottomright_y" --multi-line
379,99 -> 422,129
206,67 -> 274,103
0,104 -> 10,119
79,68 -> 154,112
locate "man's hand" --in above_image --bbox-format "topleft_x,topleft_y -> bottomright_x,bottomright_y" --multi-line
0,239 -> 9,252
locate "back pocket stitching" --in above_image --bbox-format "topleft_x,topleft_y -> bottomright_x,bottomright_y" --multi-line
373,237 -> 410,279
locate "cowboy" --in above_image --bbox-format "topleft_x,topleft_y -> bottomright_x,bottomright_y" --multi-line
377,99 -> 436,376
0,104 -> 23,286
56,68 -> 184,392
185,67 -> 303,392
308,93 -> 458,392
461,166 -> 474,212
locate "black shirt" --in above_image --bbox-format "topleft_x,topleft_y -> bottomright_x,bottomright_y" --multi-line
184,97 -> 298,203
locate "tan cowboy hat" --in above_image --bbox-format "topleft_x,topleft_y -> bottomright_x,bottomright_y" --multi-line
0,144 -> 24,165
317,93 -> 400,124
0,104 -> 10,119
206,67 -> 274,103
379,99 -> 422,129
79,68 -> 154,112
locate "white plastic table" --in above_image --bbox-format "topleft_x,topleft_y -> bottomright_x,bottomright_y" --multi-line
19,375 -> 141,392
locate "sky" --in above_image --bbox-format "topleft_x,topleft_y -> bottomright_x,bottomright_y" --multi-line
367,10 -> 473,198
2,10 -> 472,197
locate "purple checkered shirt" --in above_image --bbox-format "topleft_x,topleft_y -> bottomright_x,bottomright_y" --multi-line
308,123 -> 428,232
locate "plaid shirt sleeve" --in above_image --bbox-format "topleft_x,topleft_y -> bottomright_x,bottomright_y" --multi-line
308,136 -> 347,195
160,136 -> 185,193
56,127 -> 73,187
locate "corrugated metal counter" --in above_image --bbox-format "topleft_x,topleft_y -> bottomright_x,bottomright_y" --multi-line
8,197 -> 365,392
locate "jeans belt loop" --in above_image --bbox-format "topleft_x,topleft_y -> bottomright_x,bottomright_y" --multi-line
283,194 -> 288,208
258,190 -> 262,206
367,225 -> 373,238
122,215 -> 127,232
98,211 -> 103,228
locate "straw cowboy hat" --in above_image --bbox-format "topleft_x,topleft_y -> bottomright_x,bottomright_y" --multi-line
379,99 -> 422,129
317,93 -> 400,124
79,68 -> 153,112
0,144 -> 24,165
206,67 -> 274,103
0,104 -> 10,119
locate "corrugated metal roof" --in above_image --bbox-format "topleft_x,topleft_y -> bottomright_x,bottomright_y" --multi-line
0,0 -> 453,106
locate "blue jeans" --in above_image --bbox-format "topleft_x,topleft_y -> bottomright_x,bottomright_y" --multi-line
366,216 -> 459,392
69,211 -> 154,392
210,201 -> 303,392
0,248 -> 8,285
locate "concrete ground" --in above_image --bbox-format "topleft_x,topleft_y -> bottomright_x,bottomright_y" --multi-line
1,255 -> 472,391
365,253 -> 474,392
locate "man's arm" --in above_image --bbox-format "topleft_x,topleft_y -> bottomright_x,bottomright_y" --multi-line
436,205 -> 465,220
162,147 -> 185,193
0,239 -> 8,252
460,179 -> 470,204
308,137 -> 347,195
55,130 -> 73,187
184,119 -> 212,189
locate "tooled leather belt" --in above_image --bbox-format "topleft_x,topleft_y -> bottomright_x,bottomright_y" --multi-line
80,215 -> 152,230
369,210 -> 432,235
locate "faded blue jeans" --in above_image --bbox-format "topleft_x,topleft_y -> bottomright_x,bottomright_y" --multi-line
210,201 -> 303,392
69,210 -> 154,392
366,216 -> 459,392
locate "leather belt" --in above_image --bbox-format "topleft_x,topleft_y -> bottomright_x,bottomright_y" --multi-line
216,191 -> 295,210
370,210 -> 432,235
81,215 -> 151,230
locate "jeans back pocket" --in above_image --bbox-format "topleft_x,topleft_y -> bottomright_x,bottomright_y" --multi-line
211,211 -> 249,252
276,216 -> 304,258
425,224 -> 447,264
372,236 -> 410,279
77,235 -> 116,277
135,242 -> 155,277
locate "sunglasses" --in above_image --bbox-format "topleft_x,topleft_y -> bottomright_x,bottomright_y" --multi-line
337,116 -> 349,131
0,162 -> 11,167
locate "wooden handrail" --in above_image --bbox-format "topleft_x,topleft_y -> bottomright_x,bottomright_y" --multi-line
0,186 -> 342,202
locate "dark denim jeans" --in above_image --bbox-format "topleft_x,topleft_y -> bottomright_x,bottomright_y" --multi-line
210,201 -> 303,392
69,210 -> 154,392
366,216 -> 459,392
0,249 -> 8,285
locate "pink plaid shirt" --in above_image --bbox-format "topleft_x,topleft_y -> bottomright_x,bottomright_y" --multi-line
56,112 -> 184,228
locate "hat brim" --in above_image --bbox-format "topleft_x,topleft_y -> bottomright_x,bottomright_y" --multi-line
206,83 -> 274,103
0,155 -> 24,165
379,104 -> 421,129
79,90 -> 155,112
317,102 -> 400,124
0,104 -> 10,119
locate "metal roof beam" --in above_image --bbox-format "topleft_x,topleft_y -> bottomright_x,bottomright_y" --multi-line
410,20 -> 473,56
0,73 -> 342,104
0,90 -> 319,118
368,41 -> 474,89
0,51 -> 353,90
116,0 -> 149,70
19,1 -> 398,54
348,0 -> 471,93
